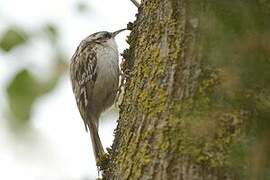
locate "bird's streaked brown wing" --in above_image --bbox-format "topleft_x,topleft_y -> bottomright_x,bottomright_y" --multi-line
70,44 -> 97,130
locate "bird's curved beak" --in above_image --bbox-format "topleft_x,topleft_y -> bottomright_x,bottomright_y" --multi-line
112,28 -> 127,37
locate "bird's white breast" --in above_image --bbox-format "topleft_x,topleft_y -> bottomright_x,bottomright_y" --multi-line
96,42 -> 119,79
92,40 -> 119,111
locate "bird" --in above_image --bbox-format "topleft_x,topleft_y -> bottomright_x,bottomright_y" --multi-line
70,28 -> 126,162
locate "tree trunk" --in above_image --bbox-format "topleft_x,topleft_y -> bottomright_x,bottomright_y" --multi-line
102,0 -> 270,179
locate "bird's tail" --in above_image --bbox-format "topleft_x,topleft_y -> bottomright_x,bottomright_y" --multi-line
88,119 -> 104,162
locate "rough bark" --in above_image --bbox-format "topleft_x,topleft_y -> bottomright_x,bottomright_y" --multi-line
102,0 -> 270,179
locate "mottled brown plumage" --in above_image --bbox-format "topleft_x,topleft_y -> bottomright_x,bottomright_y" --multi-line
70,29 -> 125,162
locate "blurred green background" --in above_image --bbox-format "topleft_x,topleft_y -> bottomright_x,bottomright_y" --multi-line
0,0 -> 135,179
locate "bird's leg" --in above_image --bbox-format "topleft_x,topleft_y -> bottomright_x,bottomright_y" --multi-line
130,0 -> 140,8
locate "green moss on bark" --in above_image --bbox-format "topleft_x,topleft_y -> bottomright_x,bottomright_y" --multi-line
104,0 -> 270,179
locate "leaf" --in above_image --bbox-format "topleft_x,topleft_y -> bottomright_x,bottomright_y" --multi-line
6,58 -> 67,126
6,69 -> 40,125
0,27 -> 28,52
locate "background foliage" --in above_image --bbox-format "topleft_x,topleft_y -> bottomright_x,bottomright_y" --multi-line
0,0 -> 135,179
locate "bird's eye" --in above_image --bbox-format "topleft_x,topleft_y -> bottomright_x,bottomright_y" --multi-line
105,33 -> 112,39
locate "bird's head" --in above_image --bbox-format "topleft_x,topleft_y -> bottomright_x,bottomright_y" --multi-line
84,28 -> 126,50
